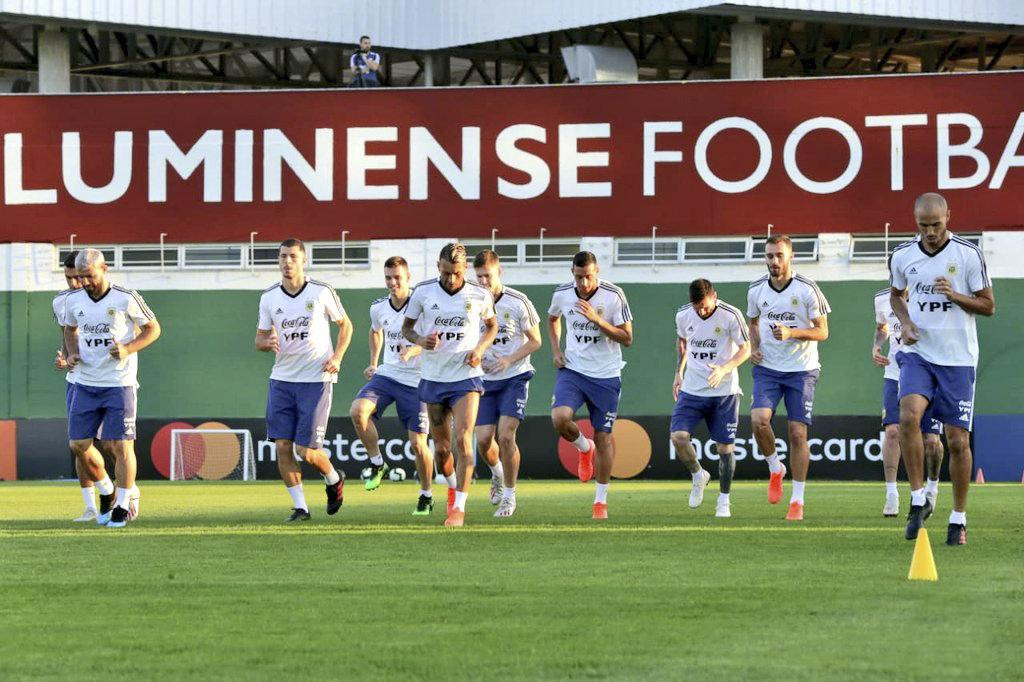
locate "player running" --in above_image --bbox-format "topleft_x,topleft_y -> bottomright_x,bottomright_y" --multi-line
872,285 -> 945,518
671,279 -> 750,518
63,249 -> 160,528
256,239 -> 353,523
402,243 -> 498,527
747,235 -> 830,521
53,251 -> 116,523
548,251 -> 633,520
473,249 -> 542,518
349,256 -> 438,515
890,193 -> 994,545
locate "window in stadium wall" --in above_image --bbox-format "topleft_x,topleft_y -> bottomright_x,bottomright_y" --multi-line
57,247 -> 116,269
524,241 -> 581,264
614,239 -> 681,264
311,243 -> 370,266
849,233 -> 981,261
121,246 -> 179,268
751,237 -> 819,262
248,246 -> 281,266
461,242 -> 519,263
182,245 -> 243,268
680,239 -> 748,263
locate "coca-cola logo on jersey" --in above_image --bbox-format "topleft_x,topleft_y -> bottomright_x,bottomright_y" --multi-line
281,316 -> 311,329
914,283 -> 940,295
435,315 -> 467,327
385,329 -> 403,340
82,322 -> 111,333
571,320 -> 599,331
690,338 -> 718,349
766,312 -> 797,322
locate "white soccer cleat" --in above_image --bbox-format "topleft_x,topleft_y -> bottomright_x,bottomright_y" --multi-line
883,493 -> 900,517
489,475 -> 502,505
715,499 -> 731,518
73,509 -> 98,523
495,497 -> 517,518
128,487 -> 141,521
689,470 -> 711,508
925,488 -> 937,511
96,510 -> 112,526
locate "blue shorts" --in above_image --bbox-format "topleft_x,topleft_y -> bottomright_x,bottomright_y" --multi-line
68,384 -> 137,441
478,371 -> 534,425
266,379 -> 333,449
882,378 -> 942,435
552,368 -> 622,433
65,382 -> 75,414
670,392 -> 740,444
896,352 -> 976,431
418,377 -> 484,411
751,365 -> 820,425
356,374 -> 428,434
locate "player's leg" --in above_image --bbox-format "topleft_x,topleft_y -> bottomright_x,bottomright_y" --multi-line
275,439 -> 310,521
943,426 -> 971,545
475,423 -> 502,504
882,424 -> 902,517
923,432 -> 944,508
67,385 -> 115,523
426,401 -> 457,515
714,444 -> 735,518
779,369 -> 818,520
494,416 -> 522,517
409,430 -> 435,515
929,363 -> 975,546
350,396 -> 388,490
294,382 -> 343,515
100,386 -> 138,528
586,376 -> 621,519
551,370 -> 594,482
670,391 -> 710,508
709,394 -> 740,518
750,366 -> 786,503
266,380 -> 309,521
447,390 -> 481,526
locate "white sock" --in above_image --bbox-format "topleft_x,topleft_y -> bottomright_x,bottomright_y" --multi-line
444,474 -> 457,488
949,510 -> 966,525
925,478 -> 939,495
766,454 -> 783,474
370,455 -> 384,466
594,482 -> 608,504
885,481 -> 898,496
717,492 -> 730,504
489,461 -> 504,480
95,476 -> 114,496
502,486 -> 516,501
572,433 -> 590,451
910,487 -> 926,506
323,469 -> 340,485
420,489 -> 432,498
287,484 -> 308,511
454,491 -> 468,511
81,487 -> 97,512
790,480 -> 805,504
691,469 -> 705,483
114,487 -> 131,511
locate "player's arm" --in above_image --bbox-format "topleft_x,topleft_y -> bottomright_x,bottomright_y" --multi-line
62,323 -> 82,368
255,328 -> 279,352
872,322 -> 889,366
467,315 -> 499,367
934,280 -> 995,317
365,327 -> 383,378
402,316 -> 438,350
774,315 -> 828,342
111,319 -> 161,360
889,287 -> 919,345
673,336 -> 686,400
547,314 -> 565,368
747,317 -> 763,365
489,324 -> 542,374
323,315 -> 353,374
576,300 -> 632,346
708,341 -> 750,390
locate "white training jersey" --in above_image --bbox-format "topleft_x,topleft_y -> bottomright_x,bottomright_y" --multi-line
483,286 -> 540,382
747,273 -> 830,373
873,290 -> 904,382
62,285 -> 156,388
676,301 -> 749,397
889,235 -> 990,368
405,278 -> 495,383
52,288 -> 78,384
548,280 -> 633,380
258,279 -> 346,384
369,295 -> 426,388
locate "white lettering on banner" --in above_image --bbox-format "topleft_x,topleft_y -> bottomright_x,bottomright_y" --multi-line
694,117 -> 772,194
496,124 -> 550,199
989,111 -> 1024,189
409,126 -> 481,200
937,113 -> 990,190
864,114 -> 929,191
558,123 -> 612,198
669,432 -> 884,463
259,433 -> 434,463
234,129 -> 254,202
783,117 -> 862,194
62,131 -> 133,204
149,129 -> 223,202
263,128 -> 333,201
347,126 -> 399,200
642,121 -> 683,196
3,133 -> 57,204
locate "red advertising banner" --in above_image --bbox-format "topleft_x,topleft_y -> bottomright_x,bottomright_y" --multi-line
0,71 -> 1022,243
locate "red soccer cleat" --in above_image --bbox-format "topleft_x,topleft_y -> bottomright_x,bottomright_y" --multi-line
444,510 -> 465,527
592,502 -> 608,519
447,487 -> 456,515
578,439 -> 595,482
767,464 -> 787,505
785,501 -> 804,521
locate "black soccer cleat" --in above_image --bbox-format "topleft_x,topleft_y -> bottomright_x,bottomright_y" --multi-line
412,494 -> 434,516
946,523 -> 967,546
286,508 -> 311,523
106,506 -> 129,529
905,500 -> 933,540
326,470 -> 345,515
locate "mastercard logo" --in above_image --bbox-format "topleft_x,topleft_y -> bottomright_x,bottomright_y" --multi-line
556,418 -> 652,479
151,421 -> 241,480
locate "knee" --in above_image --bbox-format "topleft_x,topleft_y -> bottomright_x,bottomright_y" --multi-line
497,432 -> 517,452
349,402 -> 369,425
751,413 -> 771,430
275,441 -> 294,460
947,432 -> 970,456
670,431 -> 691,449
885,425 -> 900,441
594,432 -> 613,450
69,439 -> 91,456
787,424 -> 807,447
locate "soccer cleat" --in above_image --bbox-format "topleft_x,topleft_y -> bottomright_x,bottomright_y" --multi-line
495,496 -> 517,518
105,506 -> 129,529
73,509 -> 98,523
785,501 -> 804,521
946,523 -> 967,546
326,470 -> 345,515
444,510 -> 465,527
922,497 -> 935,521
577,439 -> 595,483
904,500 -> 933,540
127,488 -> 140,521
364,462 -> 389,491
688,469 -> 711,508
412,494 -> 434,516
97,491 -> 115,525
446,487 -> 456,515
767,464 -> 787,504
883,493 -> 900,518
592,502 -> 608,519
715,499 -> 731,518
925,488 -> 938,511
286,508 -> 311,523
489,475 -> 502,505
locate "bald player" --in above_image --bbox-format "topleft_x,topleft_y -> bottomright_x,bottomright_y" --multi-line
890,193 -> 994,546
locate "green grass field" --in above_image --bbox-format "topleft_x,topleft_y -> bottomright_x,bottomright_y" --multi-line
1,480 -> 1022,680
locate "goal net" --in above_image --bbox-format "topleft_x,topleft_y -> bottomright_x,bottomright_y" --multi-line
169,428 -> 256,481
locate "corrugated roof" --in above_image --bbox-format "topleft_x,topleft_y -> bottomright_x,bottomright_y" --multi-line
2,0 -> 1022,49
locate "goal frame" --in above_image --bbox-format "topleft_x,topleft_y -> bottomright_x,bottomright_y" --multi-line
169,428 -> 256,481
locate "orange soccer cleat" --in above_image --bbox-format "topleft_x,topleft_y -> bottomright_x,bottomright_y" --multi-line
767,464 -> 787,505
785,501 -> 804,521
578,440 -> 595,482
444,510 -> 465,527
592,502 -> 608,519
447,487 -> 456,515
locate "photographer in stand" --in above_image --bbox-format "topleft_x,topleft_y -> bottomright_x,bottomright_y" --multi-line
349,35 -> 382,87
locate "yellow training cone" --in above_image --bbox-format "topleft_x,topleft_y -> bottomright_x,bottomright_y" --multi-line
908,528 -> 939,581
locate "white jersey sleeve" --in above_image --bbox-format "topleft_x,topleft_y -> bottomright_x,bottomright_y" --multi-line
964,245 -> 991,293
124,289 -> 156,326
406,284 -> 426,322
320,285 -> 345,322
258,291 -> 273,330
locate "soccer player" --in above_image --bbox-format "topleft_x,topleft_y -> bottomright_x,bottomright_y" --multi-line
671,279 -> 750,518
53,251 -> 115,523
349,256 -> 438,515
872,285 -> 945,518
63,249 -> 161,528
402,243 -> 498,527
548,251 -> 633,520
890,193 -> 994,545
747,235 -> 830,521
256,239 -> 352,522
473,249 -> 542,518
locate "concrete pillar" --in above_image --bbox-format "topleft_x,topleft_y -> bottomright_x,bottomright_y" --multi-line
423,53 -> 433,87
38,27 -> 71,93
422,52 -> 450,87
730,16 -> 764,80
